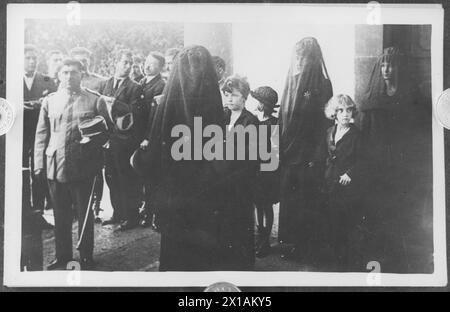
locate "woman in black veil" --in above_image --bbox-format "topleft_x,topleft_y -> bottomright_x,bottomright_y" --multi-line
133,45 -> 227,271
358,47 -> 432,273
278,37 -> 333,259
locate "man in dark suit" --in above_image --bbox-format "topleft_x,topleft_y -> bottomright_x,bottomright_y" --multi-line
138,52 -> 166,228
34,58 -> 131,270
46,49 -> 64,87
23,44 -> 57,219
98,49 -> 144,231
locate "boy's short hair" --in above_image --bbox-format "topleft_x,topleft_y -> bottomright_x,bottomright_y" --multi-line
324,94 -> 358,120
221,74 -> 250,99
60,58 -> 84,72
212,56 -> 226,71
24,44 -> 38,54
46,49 -> 63,59
115,49 -> 133,63
148,51 -> 166,68
132,55 -> 143,64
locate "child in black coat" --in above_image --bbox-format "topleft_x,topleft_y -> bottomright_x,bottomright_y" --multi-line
311,94 -> 365,271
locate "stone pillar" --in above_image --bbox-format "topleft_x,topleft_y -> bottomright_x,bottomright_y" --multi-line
354,25 -> 384,109
184,23 -> 233,77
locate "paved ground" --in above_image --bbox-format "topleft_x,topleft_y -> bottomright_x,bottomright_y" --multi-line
40,178 -> 434,273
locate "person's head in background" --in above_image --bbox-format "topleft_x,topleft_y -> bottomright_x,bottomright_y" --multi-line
114,49 -> 133,79
58,58 -> 83,92
24,44 -> 38,75
221,75 -> 250,112
70,47 -> 93,74
144,52 -> 165,77
251,86 -> 279,120
164,48 -> 180,74
130,55 -> 144,81
46,50 -> 64,79
325,94 -> 357,128
212,56 -> 226,83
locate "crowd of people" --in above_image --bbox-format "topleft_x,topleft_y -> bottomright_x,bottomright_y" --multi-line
20,36 -> 431,273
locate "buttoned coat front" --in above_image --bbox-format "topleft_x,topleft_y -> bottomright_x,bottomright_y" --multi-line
34,88 -> 130,183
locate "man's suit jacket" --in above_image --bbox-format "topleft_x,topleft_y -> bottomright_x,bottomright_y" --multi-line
81,72 -> 106,92
34,88 -> 131,183
139,74 -> 165,139
23,73 -> 57,166
98,77 -> 144,150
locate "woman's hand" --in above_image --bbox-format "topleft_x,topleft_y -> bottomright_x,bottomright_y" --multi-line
140,139 -> 149,150
339,173 -> 351,186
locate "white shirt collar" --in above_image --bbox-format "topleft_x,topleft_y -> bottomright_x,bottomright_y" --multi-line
24,71 -> 36,90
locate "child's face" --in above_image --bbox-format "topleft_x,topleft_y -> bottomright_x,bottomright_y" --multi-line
223,88 -> 246,111
335,105 -> 353,126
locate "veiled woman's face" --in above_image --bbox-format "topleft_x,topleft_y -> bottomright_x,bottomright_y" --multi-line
381,61 -> 397,81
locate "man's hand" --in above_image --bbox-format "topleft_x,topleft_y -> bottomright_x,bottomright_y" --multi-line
100,95 -> 115,107
140,139 -> 149,150
339,173 -> 351,186
34,169 -> 44,179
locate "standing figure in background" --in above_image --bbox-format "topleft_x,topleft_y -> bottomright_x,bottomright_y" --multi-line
70,47 -> 106,92
138,51 -> 166,229
162,48 -> 180,81
130,55 -> 145,83
358,47 -> 432,272
278,37 -> 333,262
250,86 -> 280,258
222,75 -> 259,270
212,56 -> 227,89
70,47 -> 107,221
98,49 -> 144,231
46,50 -> 64,87
21,44 -> 57,271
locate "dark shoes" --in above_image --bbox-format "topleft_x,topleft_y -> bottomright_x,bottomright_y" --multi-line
116,220 -> 138,232
256,240 -> 271,258
255,226 -> 272,258
80,258 -> 95,270
102,217 -> 120,226
46,259 -> 69,271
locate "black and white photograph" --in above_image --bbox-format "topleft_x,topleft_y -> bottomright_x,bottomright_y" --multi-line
2,3 -> 447,287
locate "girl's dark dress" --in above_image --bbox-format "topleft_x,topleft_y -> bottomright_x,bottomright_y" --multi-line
313,124 -> 364,269
254,115 -> 279,206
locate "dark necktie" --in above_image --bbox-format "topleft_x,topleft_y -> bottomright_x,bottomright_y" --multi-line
113,79 -> 121,92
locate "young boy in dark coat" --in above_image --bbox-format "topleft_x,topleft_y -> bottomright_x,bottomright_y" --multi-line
311,94 -> 365,271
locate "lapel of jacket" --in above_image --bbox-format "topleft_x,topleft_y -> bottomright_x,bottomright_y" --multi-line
104,77 -> 115,97
115,77 -> 129,99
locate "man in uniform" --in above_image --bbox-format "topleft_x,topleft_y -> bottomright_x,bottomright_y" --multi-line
34,58 -> 131,270
70,47 -> 107,218
98,49 -> 144,231
138,51 -> 166,228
